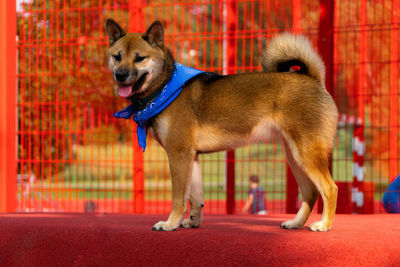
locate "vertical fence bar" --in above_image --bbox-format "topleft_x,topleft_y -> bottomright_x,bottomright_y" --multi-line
389,1 -> 399,181
225,0 -> 237,214
285,166 -> 298,213
0,0 -> 17,213
318,0 -> 334,96
317,0 -> 334,214
352,0 -> 367,214
129,0 -> 145,213
352,118 -> 365,212
286,0 -> 303,214
292,0 -> 302,33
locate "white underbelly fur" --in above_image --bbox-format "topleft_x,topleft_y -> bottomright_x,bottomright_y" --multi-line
194,120 -> 280,152
149,116 -> 281,153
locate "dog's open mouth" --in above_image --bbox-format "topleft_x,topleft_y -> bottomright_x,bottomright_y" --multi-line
118,73 -> 148,98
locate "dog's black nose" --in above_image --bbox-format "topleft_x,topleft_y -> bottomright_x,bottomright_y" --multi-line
115,69 -> 129,82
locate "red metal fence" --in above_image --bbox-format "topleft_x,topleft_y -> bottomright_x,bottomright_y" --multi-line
0,0 -> 398,214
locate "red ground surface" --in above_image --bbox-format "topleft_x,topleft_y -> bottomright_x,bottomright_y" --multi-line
20,199 -> 386,214
0,213 -> 399,266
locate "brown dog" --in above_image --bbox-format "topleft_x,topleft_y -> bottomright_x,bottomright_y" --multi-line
105,19 -> 338,231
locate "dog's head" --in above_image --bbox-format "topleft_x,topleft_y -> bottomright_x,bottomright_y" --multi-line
105,19 -> 172,100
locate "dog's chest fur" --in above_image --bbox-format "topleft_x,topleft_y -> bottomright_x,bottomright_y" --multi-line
148,115 -> 170,149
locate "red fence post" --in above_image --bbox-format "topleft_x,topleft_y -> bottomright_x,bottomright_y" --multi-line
317,0 -> 334,214
292,0 -> 302,33
286,0 -> 303,214
351,0 -> 367,214
389,1 -> 399,182
225,0 -> 237,214
353,118 -> 366,212
0,0 -> 17,213
286,165 -> 298,213
129,0 -> 145,213
318,0 -> 334,96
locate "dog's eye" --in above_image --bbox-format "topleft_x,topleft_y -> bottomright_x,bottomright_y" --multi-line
135,56 -> 146,63
113,54 -> 121,62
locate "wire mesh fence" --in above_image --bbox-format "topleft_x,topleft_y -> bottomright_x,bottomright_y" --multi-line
12,0 -> 399,214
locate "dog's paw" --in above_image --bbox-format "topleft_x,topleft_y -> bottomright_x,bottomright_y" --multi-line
280,219 -> 303,229
308,221 -> 330,232
152,221 -> 178,231
180,217 -> 201,228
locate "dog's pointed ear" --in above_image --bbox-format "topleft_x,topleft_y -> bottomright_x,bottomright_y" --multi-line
142,20 -> 164,47
105,18 -> 126,47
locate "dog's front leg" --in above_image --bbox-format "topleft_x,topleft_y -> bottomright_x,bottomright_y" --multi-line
181,154 -> 204,228
152,150 -> 195,231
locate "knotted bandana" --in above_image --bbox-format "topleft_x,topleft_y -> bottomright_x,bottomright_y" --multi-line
113,63 -> 204,151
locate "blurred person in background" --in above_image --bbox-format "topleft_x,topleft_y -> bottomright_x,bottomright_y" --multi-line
242,175 -> 267,215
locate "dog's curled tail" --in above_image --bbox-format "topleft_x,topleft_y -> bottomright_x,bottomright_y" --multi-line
261,33 -> 325,84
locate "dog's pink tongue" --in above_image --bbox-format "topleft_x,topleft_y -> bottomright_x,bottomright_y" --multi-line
118,85 -> 133,98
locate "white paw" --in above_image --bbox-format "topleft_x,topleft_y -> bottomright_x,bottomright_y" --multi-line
280,219 -> 303,229
180,217 -> 201,228
152,221 -> 178,231
308,220 -> 330,232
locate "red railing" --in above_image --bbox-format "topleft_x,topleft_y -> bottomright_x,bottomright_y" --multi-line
0,0 -> 17,213
0,0 -> 398,214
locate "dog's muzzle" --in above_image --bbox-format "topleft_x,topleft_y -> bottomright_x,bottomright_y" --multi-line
115,69 -> 130,82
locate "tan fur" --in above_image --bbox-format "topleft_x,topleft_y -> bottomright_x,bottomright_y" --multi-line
106,19 -> 339,232
262,33 -> 326,84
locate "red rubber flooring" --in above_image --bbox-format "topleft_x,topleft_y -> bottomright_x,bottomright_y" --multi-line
0,213 -> 399,266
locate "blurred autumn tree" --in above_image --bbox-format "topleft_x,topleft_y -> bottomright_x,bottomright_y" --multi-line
334,0 -> 400,179
17,0 -> 132,179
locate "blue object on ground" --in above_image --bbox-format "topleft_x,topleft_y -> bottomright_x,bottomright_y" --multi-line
382,175 -> 400,213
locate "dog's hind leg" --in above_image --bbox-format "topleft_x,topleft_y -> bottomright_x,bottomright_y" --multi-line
284,139 -> 337,231
306,165 -> 337,231
181,154 -> 204,228
281,139 -> 319,229
152,149 -> 195,231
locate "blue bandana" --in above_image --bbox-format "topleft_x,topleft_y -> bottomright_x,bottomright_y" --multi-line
113,63 -> 204,151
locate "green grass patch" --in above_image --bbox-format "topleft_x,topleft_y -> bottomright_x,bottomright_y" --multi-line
39,128 -> 389,202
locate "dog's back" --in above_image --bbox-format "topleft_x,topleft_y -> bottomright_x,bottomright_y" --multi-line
172,35 -> 337,154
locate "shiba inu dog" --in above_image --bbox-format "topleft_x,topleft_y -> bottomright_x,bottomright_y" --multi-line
105,18 -> 338,231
